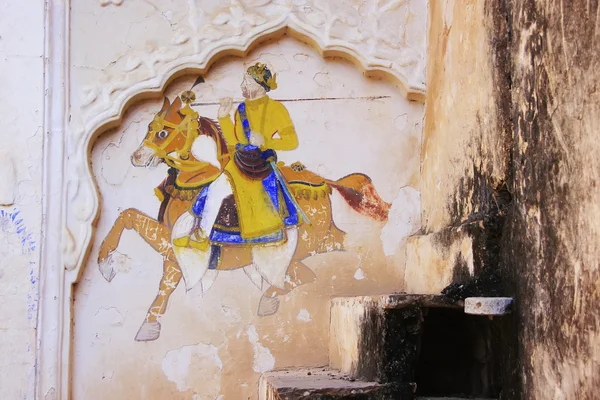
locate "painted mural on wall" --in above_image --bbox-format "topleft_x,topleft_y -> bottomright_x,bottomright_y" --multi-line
97,63 -> 390,341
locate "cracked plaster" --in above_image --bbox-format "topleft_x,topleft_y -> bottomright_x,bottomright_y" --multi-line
71,36 -> 424,399
33,0 -> 429,398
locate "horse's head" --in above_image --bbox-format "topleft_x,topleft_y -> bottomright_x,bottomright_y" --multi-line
131,96 -> 183,168
132,93 -> 229,172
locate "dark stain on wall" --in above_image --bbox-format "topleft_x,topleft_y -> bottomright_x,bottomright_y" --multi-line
440,0 -> 520,397
438,0 -> 600,397
506,0 -> 600,398
444,0 -> 513,234
443,265 -> 503,301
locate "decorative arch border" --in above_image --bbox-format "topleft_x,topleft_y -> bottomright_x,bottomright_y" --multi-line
38,1 -> 428,398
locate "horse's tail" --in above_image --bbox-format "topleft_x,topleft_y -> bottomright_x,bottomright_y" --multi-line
326,173 -> 391,222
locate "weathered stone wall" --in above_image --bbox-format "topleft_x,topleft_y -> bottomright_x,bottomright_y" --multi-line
409,0 -> 511,294
508,1 -> 600,398
422,0 -> 511,234
422,0 -> 600,398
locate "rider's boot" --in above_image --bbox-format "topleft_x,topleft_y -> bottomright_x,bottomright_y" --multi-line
172,225 -> 210,251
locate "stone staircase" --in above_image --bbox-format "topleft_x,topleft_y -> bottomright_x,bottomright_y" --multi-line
259,294 -> 510,400
259,368 -> 414,399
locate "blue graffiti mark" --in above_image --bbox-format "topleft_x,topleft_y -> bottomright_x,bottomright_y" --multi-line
28,261 -> 39,323
0,208 -> 36,254
0,208 -> 39,323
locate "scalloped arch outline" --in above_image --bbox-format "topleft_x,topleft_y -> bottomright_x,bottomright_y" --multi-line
39,4 -> 427,397
66,19 -> 427,277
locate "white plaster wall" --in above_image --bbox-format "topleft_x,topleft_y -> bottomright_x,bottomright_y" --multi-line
73,38 -> 423,399
0,0 -> 428,398
0,1 -> 45,399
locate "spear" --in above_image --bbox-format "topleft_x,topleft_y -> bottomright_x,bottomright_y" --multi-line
190,95 -> 391,107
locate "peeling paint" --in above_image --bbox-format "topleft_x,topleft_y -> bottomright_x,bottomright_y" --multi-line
247,325 -> 275,373
393,113 -> 408,131
296,309 -> 312,322
354,268 -> 365,280
94,307 -> 125,327
380,186 -> 421,256
161,343 -> 223,396
293,53 -> 310,62
313,70 -> 331,87
99,0 -> 124,6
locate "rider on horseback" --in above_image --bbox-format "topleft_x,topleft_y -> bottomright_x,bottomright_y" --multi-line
175,63 -> 303,250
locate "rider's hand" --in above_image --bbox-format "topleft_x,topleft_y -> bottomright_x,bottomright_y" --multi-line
218,97 -> 233,118
249,132 -> 265,147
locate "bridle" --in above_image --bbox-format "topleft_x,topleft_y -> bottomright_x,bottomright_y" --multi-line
143,102 -> 210,172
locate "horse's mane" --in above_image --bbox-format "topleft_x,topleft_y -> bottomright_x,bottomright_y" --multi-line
198,116 -> 228,157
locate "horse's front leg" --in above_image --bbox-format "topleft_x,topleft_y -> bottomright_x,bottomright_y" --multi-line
97,208 -> 170,282
135,248 -> 182,342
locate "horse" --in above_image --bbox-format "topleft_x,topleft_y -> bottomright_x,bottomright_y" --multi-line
97,94 -> 391,341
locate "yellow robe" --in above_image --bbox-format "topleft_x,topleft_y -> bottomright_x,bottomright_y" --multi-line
218,96 -> 298,239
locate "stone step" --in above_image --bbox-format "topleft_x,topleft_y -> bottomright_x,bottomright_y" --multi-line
329,294 -> 461,383
259,368 -> 415,400
416,398 -> 497,400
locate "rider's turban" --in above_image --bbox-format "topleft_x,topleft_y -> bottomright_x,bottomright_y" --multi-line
247,62 -> 277,92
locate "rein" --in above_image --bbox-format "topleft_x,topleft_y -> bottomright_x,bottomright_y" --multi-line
144,103 -> 212,172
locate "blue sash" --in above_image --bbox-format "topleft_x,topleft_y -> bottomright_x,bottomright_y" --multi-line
237,102 -> 299,226
237,103 -> 254,147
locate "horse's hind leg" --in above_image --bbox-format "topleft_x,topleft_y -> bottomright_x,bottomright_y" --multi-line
135,248 -> 182,342
97,208 -> 170,282
257,260 -> 316,316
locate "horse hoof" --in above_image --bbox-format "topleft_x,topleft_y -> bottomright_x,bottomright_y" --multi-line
134,321 -> 161,342
257,295 -> 280,317
98,252 -> 117,282
98,251 -> 131,282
